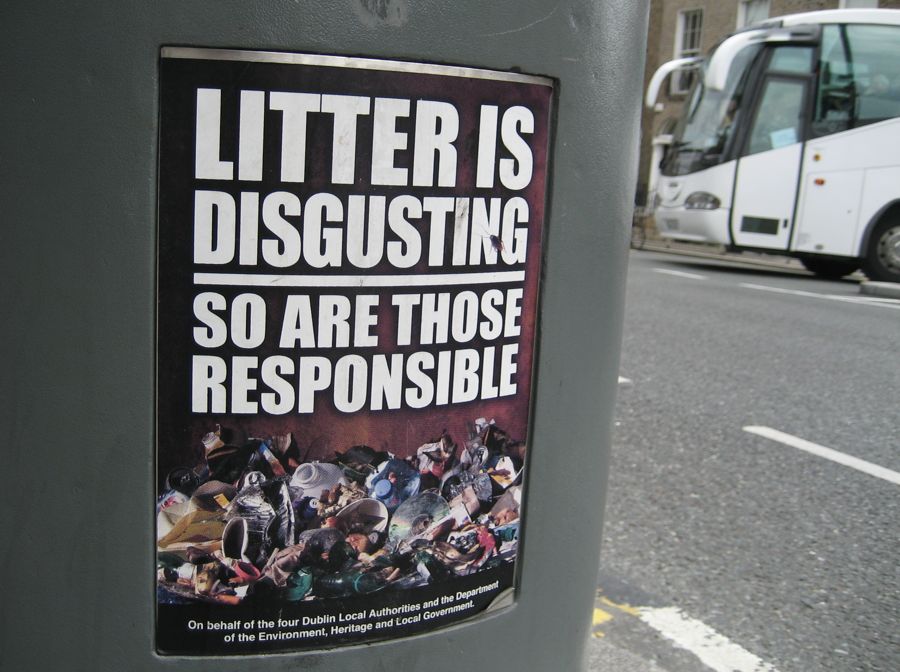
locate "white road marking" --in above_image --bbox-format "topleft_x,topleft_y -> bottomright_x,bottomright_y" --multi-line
654,268 -> 707,280
740,283 -> 900,310
744,426 -> 900,486
638,606 -> 778,672
854,295 -> 900,304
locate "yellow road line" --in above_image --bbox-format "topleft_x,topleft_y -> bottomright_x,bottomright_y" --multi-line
600,596 -> 641,617
591,607 -> 613,638
593,608 -> 613,626
592,590 -> 643,639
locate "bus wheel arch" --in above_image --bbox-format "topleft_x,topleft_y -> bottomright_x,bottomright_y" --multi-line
861,202 -> 900,283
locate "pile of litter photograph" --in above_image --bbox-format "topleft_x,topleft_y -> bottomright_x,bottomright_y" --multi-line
157,417 -> 523,607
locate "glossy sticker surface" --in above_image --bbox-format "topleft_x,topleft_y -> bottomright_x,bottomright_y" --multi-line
156,47 -> 552,655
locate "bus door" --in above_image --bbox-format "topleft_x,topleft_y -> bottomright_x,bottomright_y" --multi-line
731,74 -> 811,250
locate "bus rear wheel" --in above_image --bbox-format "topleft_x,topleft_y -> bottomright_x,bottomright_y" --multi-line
799,256 -> 859,279
862,218 -> 900,283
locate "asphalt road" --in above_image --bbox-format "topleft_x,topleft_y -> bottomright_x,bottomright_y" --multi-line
592,249 -> 900,672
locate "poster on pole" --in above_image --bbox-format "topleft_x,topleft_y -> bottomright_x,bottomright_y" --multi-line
156,47 -> 553,655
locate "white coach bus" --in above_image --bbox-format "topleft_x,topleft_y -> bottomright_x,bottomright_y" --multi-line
645,9 -> 900,281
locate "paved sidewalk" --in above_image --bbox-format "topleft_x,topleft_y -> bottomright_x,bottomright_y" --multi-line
639,239 -> 810,273
638,239 -> 900,298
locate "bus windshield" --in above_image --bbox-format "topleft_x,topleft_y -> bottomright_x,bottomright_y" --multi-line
662,44 -> 761,176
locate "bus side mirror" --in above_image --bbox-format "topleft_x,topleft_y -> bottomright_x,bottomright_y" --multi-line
704,30 -> 766,92
646,57 -> 701,108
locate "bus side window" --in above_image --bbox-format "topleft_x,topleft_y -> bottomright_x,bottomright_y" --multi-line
767,46 -> 814,75
813,24 -> 900,138
853,24 -> 900,123
813,26 -> 853,137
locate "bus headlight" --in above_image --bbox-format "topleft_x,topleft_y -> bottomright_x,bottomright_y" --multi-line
684,191 -> 721,210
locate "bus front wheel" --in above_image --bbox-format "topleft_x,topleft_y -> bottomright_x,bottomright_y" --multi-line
862,218 -> 900,283
799,256 -> 859,280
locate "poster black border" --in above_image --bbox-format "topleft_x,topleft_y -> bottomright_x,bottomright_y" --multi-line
154,44 -> 556,657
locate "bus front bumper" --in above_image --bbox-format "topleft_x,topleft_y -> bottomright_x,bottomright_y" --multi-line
654,207 -> 730,245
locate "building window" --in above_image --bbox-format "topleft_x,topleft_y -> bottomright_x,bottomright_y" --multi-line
672,9 -> 703,95
737,0 -> 770,29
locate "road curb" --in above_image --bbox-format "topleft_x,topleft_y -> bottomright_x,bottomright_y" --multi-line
859,281 -> 900,299
638,241 -> 881,282
639,241 -> 808,273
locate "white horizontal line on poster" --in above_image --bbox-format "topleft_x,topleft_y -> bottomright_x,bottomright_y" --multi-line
193,270 -> 526,288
